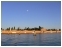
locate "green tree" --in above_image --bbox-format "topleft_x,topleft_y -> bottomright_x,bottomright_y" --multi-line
39,26 -> 42,30
1,28 -> 2,30
59,29 -> 61,31
52,29 -> 56,31
17,27 -> 20,30
6,28 -> 9,30
24,27 -> 27,30
14,26 -> 15,30
34,27 -> 39,30
47,29 -> 51,31
8,27 -> 10,30
11,27 -> 13,30
27,27 -> 29,30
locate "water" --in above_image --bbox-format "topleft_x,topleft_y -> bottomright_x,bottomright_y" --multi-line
1,33 -> 61,46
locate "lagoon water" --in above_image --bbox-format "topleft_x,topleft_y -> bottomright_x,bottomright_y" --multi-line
1,33 -> 61,46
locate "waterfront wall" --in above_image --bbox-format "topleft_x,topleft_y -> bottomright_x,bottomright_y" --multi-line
1,30 -> 61,34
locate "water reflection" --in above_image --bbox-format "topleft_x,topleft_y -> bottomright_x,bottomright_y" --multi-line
34,36 -> 36,40
1,33 -> 61,46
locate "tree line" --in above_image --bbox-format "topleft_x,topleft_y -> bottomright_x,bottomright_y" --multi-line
1,26 -> 61,31
1,26 -> 42,31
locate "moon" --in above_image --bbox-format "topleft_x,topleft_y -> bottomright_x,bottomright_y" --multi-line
27,10 -> 28,12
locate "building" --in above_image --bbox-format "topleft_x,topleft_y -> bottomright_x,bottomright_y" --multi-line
41,28 -> 46,32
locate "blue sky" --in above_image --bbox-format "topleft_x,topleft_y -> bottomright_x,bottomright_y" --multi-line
1,1 -> 61,29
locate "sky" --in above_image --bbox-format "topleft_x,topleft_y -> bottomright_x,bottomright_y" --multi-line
1,1 -> 61,29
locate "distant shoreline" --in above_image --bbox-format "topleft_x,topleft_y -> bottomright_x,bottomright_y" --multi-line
1,30 -> 61,34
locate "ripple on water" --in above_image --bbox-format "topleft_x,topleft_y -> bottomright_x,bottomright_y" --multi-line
1,33 -> 61,46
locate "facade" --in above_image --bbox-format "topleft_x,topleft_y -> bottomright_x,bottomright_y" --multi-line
41,28 -> 46,31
